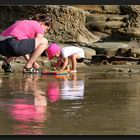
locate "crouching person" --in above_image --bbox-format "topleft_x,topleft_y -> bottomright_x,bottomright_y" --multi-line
0,14 -> 52,73
46,43 -> 85,73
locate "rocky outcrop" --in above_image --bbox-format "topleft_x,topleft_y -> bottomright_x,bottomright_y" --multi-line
1,5 -> 140,43
74,5 -> 140,41
0,5 -> 100,44
2,5 -> 140,65
44,6 -> 100,44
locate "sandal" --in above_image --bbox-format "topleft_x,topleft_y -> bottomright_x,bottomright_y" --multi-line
1,60 -> 15,73
22,66 -> 40,73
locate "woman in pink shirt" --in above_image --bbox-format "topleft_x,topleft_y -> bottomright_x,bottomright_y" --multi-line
0,14 -> 52,73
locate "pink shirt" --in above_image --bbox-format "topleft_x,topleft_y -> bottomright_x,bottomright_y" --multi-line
1,20 -> 44,40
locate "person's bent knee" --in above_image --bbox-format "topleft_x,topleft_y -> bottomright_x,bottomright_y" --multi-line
35,37 -> 48,48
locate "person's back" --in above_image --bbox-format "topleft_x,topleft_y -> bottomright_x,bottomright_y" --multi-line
1,20 -> 44,40
61,46 -> 85,58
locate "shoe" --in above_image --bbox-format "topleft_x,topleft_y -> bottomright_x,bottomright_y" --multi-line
1,62 -> 15,73
22,66 -> 40,73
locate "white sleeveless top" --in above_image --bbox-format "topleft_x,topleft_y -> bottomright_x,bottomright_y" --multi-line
61,46 -> 85,58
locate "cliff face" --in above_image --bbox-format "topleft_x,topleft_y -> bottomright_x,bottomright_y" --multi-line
1,5 -> 140,44
74,5 -> 140,41
43,6 -> 100,43
0,5 -> 100,44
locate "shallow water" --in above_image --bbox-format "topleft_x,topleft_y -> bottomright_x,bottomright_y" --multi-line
0,66 -> 140,135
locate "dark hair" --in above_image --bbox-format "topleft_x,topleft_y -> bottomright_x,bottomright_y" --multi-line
76,58 -> 85,63
32,14 -> 52,27
41,50 -> 47,57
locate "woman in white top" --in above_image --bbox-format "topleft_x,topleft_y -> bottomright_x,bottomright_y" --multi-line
46,43 -> 85,73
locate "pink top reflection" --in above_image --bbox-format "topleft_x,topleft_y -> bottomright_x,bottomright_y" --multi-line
11,103 -> 46,123
47,82 -> 60,102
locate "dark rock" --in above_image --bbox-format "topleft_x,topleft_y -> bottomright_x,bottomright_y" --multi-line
91,54 -> 140,65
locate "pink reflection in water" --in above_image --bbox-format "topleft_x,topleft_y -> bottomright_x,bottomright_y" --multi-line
47,82 -> 60,103
11,104 -> 46,122
10,99 -> 47,135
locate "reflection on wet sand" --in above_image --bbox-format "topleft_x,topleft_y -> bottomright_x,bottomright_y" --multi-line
0,74 -> 48,135
1,69 -> 140,134
47,81 -> 60,103
0,73 -> 85,134
47,73 -> 85,102
61,74 -> 84,100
